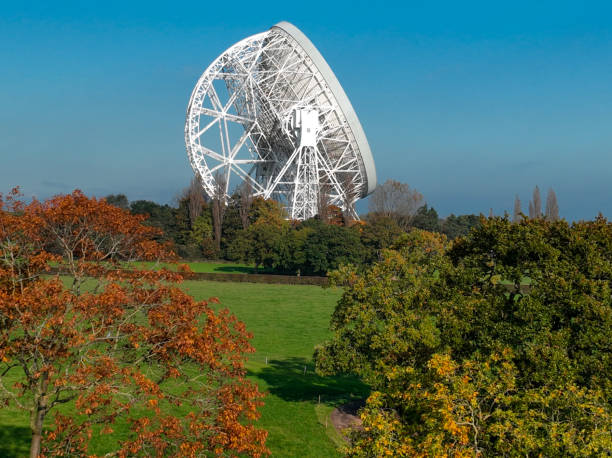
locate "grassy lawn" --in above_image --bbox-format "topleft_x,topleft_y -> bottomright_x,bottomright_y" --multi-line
182,280 -> 367,456
0,278 -> 366,457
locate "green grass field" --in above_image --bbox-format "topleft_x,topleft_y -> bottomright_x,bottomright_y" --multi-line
183,280 -> 367,456
0,273 -> 367,457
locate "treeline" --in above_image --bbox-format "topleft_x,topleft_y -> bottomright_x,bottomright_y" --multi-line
225,210 -> 482,276
513,185 -> 560,221
104,179 -> 482,275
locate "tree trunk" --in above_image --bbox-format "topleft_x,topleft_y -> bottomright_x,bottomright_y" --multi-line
30,375 -> 49,458
30,403 -> 46,458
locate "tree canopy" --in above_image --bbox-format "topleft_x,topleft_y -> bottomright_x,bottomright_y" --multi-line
316,218 -> 612,456
0,189 -> 267,457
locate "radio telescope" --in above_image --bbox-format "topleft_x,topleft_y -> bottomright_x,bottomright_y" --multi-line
185,21 -> 376,220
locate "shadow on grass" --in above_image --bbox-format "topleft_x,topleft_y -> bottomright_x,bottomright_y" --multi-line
213,266 -> 255,274
0,425 -> 31,457
250,357 -> 369,407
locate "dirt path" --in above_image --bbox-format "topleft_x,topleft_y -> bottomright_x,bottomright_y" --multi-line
330,399 -> 365,441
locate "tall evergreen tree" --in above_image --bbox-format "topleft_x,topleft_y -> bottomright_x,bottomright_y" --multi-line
513,195 -> 522,222
545,188 -> 559,221
533,185 -> 542,218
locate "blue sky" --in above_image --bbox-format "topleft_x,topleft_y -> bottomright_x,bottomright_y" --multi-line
1,1 -> 611,220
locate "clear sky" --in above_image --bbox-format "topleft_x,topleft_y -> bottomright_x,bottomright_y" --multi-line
1,1 -> 611,220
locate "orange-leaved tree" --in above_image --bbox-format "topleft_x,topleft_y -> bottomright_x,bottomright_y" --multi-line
0,189 -> 267,457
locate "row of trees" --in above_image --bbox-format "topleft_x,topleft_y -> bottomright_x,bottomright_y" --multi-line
225,208 -> 483,276
368,179 -> 482,239
513,185 -> 560,222
316,218 -> 612,455
0,189 -> 267,457
108,178 -> 567,277
226,208 -> 365,275
106,179 -> 482,273
106,179 -> 277,261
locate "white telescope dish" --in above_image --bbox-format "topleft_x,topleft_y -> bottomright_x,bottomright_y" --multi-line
185,21 -> 377,220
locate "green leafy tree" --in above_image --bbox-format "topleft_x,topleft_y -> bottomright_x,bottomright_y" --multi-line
360,214 -> 404,263
190,210 -> 217,258
440,213 -> 481,239
299,219 -> 365,276
226,199 -> 288,271
316,219 -> 612,456
129,200 -> 180,243
190,212 -> 213,244
221,200 -> 248,249
249,197 -> 285,224
221,200 -> 244,255
274,225 -> 314,274
411,204 -> 440,232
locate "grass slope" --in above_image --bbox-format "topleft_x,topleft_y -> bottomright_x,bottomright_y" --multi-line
183,280 -> 367,457
0,276 -> 367,457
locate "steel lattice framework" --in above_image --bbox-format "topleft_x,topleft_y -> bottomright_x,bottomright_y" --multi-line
185,22 -> 376,220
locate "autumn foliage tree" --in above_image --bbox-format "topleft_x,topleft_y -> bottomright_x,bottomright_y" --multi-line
0,189 -> 267,457
316,221 -> 612,456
